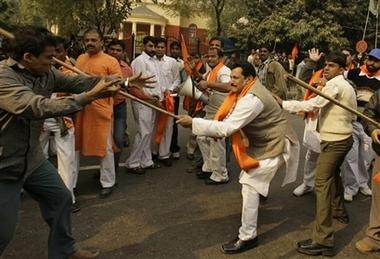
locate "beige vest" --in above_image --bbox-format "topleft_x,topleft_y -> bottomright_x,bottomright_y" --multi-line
318,75 -> 356,141
242,80 -> 298,160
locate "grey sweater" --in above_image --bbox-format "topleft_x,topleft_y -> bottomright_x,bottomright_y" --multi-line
0,58 -> 98,181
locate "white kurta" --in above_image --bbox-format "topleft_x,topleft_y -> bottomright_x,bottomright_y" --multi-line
126,52 -> 159,168
193,93 -> 299,195
152,55 -> 180,159
192,93 -> 299,240
40,93 -> 77,202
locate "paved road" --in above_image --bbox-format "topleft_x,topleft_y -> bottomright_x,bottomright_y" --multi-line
2,109 -> 377,259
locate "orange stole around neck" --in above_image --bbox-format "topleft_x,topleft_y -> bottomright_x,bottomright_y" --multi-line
303,69 -> 324,119
214,78 -> 260,171
360,64 -> 380,78
206,62 -> 225,83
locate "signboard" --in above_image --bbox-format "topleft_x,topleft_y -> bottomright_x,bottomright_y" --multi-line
356,40 -> 368,53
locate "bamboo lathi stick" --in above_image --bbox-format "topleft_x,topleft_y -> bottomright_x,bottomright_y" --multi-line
53,58 -> 180,119
287,74 -> 380,128
0,26 -> 179,119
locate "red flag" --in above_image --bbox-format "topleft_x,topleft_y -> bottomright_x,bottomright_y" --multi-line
180,34 -> 193,76
291,43 -> 299,61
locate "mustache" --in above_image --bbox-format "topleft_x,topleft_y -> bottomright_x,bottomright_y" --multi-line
85,45 -> 95,49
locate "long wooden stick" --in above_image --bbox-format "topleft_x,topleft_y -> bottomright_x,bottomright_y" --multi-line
287,74 -> 380,128
53,58 -> 180,119
0,28 -> 14,39
0,27 -> 179,119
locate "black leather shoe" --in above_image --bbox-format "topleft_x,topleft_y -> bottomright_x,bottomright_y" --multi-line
333,214 -> 349,224
221,237 -> 258,254
296,239 -> 334,256
99,187 -> 113,199
159,158 -> 172,167
126,167 -> 146,174
71,203 -> 81,213
205,178 -> 229,185
196,171 -> 212,179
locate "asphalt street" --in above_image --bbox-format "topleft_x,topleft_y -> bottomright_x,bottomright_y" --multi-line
2,105 -> 377,259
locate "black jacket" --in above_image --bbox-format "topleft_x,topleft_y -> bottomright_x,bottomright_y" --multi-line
363,90 -> 380,155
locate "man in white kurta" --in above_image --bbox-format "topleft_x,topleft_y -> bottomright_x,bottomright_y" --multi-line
125,36 -> 162,173
177,62 -> 299,254
153,38 -> 180,164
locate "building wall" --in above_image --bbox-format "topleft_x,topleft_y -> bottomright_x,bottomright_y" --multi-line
124,0 -> 211,58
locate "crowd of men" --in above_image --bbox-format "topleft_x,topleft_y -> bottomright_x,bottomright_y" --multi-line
0,25 -> 380,258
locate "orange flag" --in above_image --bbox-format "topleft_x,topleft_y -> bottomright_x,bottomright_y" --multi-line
155,94 -> 175,144
291,43 -> 299,61
180,34 -> 193,76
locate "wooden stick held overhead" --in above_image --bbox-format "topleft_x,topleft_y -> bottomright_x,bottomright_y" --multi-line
0,26 -> 179,120
287,74 -> 380,128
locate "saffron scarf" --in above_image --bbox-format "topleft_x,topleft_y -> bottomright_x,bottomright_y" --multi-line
155,93 -> 175,144
360,64 -> 380,78
214,78 -> 259,171
206,62 -> 225,83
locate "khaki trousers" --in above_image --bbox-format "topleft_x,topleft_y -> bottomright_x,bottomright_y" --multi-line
366,156 -> 380,244
312,137 -> 353,247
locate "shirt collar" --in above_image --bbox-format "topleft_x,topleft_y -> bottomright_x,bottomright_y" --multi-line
155,54 -> 167,62
6,57 -> 26,70
141,51 -> 155,60
262,58 -> 271,65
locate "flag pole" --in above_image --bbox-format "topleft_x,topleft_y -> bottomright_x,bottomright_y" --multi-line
363,0 -> 371,40
376,0 -> 379,47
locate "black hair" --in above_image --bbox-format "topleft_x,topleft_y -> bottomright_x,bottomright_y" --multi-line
325,52 -> 346,68
143,36 -> 157,45
209,36 -> 224,48
170,41 -> 180,49
55,36 -> 66,47
83,28 -> 103,40
231,61 -> 256,78
341,47 -> 355,56
107,39 -> 125,50
7,25 -> 57,61
258,43 -> 272,52
156,37 -> 167,45
208,47 -> 224,58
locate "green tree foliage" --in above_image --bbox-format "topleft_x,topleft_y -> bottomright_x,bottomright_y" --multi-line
160,0 -> 226,36
75,0 -> 132,35
18,0 -> 132,36
226,0 -> 374,52
0,0 -> 20,28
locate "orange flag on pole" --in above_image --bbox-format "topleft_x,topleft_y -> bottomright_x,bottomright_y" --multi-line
291,43 -> 299,61
180,34 -> 193,76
